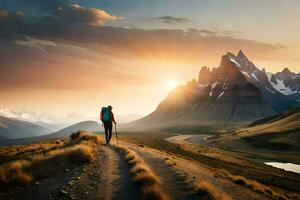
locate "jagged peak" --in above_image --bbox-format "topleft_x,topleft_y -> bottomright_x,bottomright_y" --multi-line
282,67 -> 292,74
237,49 -> 246,57
198,66 -> 211,84
226,52 -> 236,59
237,49 -> 251,65
199,66 -> 210,72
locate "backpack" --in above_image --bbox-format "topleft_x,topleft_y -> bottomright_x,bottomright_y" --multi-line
101,107 -> 110,123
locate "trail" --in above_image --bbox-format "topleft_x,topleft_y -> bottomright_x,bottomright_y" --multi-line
125,143 -> 207,200
124,142 -> 268,200
64,143 -> 139,200
2,140 -> 272,200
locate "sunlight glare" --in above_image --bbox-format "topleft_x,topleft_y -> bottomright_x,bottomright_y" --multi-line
164,80 -> 178,91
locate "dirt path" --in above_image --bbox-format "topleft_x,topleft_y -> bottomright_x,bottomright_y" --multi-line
63,144 -> 139,200
124,142 -> 268,200
1,140 -> 270,200
125,143 -> 203,200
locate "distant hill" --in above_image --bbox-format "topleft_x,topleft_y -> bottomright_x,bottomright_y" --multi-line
35,121 -> 68,132
131,50 -> 297,128
0,120 -> 101,146
0,115 -> 52,139
245,107 -> 300,135
221,107 -> 300,151
42,121 -> 101,139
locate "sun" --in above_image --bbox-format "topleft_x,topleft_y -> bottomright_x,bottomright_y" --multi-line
164,80 -> 178,90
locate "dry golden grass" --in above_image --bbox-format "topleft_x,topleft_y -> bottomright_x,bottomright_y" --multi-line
0,141 -> 65,160
133,171 -> 160,186
0,131 -> 99,185
197,181 -> 232,200
30,143 -> 95,178
220,170 -> 288,200
120,146 -> 169,200
0,160 -> 32,185
142,184 -> 169,200
69,131 -> 101,144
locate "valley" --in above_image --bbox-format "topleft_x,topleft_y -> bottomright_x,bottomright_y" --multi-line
0,51 -> 299,200
1,131 -> 300,200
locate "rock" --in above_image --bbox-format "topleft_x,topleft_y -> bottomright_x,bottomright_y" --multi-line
77,176 -> 81,180
60,189 -> 68,195
34,181 -> 40,185
65,168 -> 69,172
68,180 -> 74,186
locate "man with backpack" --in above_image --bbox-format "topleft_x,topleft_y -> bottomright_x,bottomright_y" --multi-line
100,105 -> 116,145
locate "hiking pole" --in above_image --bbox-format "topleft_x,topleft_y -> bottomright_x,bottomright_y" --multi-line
115,124 -> 119,147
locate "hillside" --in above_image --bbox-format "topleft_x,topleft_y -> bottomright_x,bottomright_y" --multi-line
1,132 -> 299,200
237,107 -> 300,137
0,115 -> 52,139
214,107 -> 300,152
0,120 -> 101,146
48,121 -> 101,138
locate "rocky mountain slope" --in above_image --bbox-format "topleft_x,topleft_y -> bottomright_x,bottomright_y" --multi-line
268,68 -> 300,102
133,50 -> 297,127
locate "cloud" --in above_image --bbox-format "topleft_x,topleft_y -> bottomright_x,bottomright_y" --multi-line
0,10 -> 27,35
152,16 -> 191,24
0,10 -> 9,18
55,4 -> 120,26
0,10 -> 24,18
0,5 -> 286,91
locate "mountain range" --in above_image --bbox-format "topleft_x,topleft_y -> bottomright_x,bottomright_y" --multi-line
268,68 -> 300,102
0,115 -> 52,139
0,107 -> 87,127
133,50 -> 299,128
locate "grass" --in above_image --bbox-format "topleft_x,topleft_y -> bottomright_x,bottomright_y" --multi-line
197,181 -> 232,200
219,169 -> 290,200
0,160 -> 32,185
120,146 -> 169,200
161,153 -> 230,200
120,134 -> 300,194
0,131 -> 100,185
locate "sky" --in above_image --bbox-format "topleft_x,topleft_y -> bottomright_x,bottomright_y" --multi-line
0,0 -> 300,123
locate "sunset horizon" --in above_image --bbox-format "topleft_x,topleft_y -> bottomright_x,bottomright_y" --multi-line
1,0 -> 300,122
1,1 -> 300,199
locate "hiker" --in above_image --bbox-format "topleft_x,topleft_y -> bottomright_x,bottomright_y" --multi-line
100,105 -> 116,145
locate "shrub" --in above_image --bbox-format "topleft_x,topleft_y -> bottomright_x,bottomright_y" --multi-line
0,132 -> 98,185
197,181 -> 231,200
0,160 -> 32,185
142,185 -> 169,200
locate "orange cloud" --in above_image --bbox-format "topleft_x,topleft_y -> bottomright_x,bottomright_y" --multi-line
56,4 -> 120,26
0,10 -> 9,18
